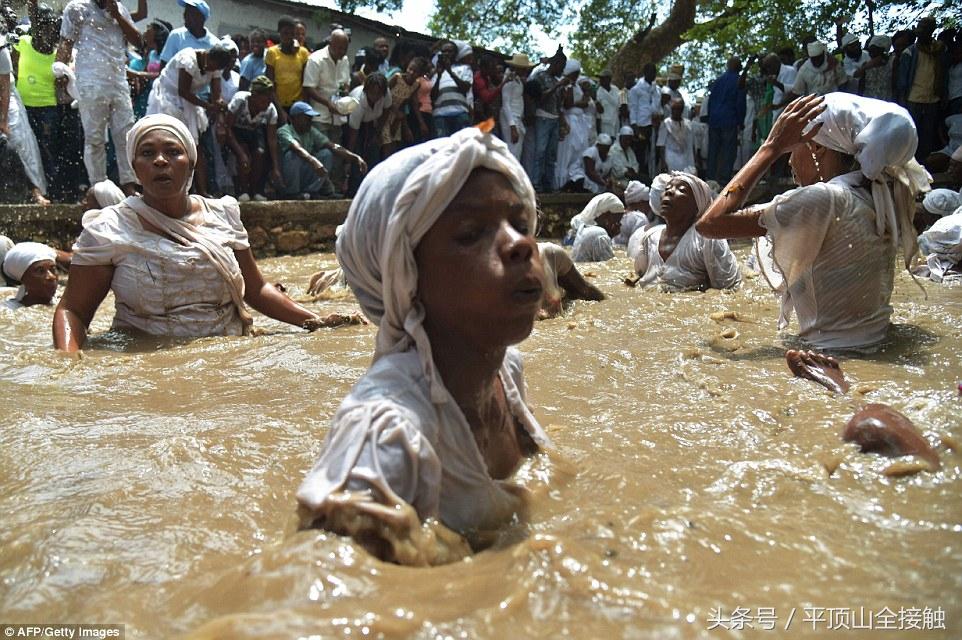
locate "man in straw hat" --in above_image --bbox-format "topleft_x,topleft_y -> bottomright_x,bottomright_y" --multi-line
499,53 -> 536,160
665,64 -> 690,118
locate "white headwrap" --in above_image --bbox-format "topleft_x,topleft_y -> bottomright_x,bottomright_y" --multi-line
563,58 -> 581,76
649,172 -> 671,216
807,41 -> 827,57
868,35 -> 891,51
0,235 -> 14,273
840,33 -> 859,48
336,126 -> 536,403
125,114 -> 198,190
806,92 -> 931,268
619,125 -> 634,137
569,193 -> 624,232
91,180 -> 125,208
596,133 -> 613,146
923,189 -> 962,217
624,180 -> 650,205
2,242 -> 57,301
220,35 -> 239,55
454,40 -> 473,61
664,171 -> 714,217
126,114 -> 198,168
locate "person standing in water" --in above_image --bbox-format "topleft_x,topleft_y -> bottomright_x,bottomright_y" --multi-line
297,125 -> 551,564
697,92 -> 930,392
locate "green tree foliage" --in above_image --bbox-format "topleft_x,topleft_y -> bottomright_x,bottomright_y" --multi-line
425,0 -> 567,53
569,0 -> 657,77
338,0 -> 959,85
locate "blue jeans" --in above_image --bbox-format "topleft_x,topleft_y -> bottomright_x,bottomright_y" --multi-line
281,148 -> 335,196
533,116 -> 560,192
433,112 -> 471,138
707,126 -> 738,183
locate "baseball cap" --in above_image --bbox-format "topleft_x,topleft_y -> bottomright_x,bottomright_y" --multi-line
290,101 -> 320,118
177,0 -> 210,20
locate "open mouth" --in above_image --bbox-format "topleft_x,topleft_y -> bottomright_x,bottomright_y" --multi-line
512,279 -> 544,305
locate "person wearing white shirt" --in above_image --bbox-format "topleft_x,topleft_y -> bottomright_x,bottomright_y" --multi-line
568,134 -> 613,193
608,126 -> 639,188
303,30 -> 351,185
839,32 -> 869,94
595,69 -> 621,138
628,63 -> 662,176
499,54 -> 535,161
57,0 -> 142,192
657,99 -> 697,174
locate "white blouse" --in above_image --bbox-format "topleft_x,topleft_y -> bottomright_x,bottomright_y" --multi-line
634,224 -> 741,292
756,181 -> 895,349
71,196 -> 250,337
297,348 -> 550,534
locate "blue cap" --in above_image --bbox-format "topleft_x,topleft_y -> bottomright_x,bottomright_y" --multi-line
177,0 -> 210,20
289,101 -> 320,118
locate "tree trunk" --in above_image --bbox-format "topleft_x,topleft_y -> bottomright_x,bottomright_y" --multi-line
609,0 -> 698,85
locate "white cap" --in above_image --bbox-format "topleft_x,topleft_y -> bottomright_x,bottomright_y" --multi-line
619,125 -> 634,137
807,41 -> 827,56
923,189 -> 962,217
596,133 -> 613,146
840,33 -> 859,48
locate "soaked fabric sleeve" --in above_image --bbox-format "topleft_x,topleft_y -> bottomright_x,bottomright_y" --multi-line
756,183 -> 837,291
297,403 -> 443,522
703,237 -> 742,290
206,196 -> 250,251
71,207 -> 125,266
571,225 -> 614,262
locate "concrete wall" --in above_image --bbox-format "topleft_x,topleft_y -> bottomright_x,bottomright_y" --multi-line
0,194 -> 594,257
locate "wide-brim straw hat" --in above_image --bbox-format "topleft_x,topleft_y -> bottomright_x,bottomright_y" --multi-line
505,53 -> 536,69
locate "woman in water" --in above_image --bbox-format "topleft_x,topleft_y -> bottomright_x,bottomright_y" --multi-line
568,192 -> 624,262
632,172 -> 741,292
2,242 -> 58,309
53,115 -> 329,352
297,125 -> 551,564
696,93 -> 929,390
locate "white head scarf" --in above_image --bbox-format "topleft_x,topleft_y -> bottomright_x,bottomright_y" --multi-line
649,172 -> 672,216
220,35 -> 239,55
618,125 -> 634,137
840,33 -> 859,48
0,235 -> 14,273
337,125 -> 536,403
868,35 -> 891,51
923,189 -> 962,217
127,114 -> 198,168
664,171 -> 714,217
569,193 -> 624,232
2,242 -> 57,301
454,40 -> 473,61
807,41 -> 827,57
806,92 -> 931,268
624,180 -> 650,205
596,133 -> 612,146
563,59 -> 581,76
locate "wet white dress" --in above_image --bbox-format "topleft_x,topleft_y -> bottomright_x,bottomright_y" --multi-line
71,196 -> 249,337
538,242 -> 574,310
297,348 -> 550,534
613,211 -> 647,247
755,181 -> 896,349
571,225 -> 615,262
147,48 -> 219,141
916,209 -> 962,283
633,224 -> 741,291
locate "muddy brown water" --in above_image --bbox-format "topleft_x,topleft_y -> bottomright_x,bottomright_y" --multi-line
1,246 -> 959,639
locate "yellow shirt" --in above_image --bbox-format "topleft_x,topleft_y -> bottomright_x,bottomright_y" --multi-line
265,44 -> 309,107
907,48 -> 939,104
